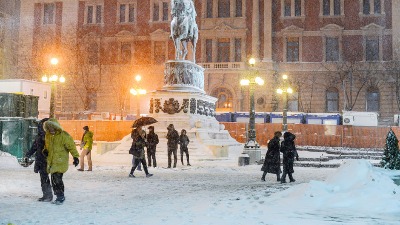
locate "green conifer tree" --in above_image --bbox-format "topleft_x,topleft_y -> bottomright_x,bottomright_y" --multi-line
381,129 -> 400,170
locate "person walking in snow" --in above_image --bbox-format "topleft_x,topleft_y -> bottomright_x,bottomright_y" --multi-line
146,126 -> 159,168
280,132 -> 299,183
129,125 -> 153,178
179,129 -> 191,166
24,118 -> 53,202
78,126 -> 93,171
166,124 -> 180,168
261,131 -> 282,182
131,128 -> 142,171
44,118 -> 80,205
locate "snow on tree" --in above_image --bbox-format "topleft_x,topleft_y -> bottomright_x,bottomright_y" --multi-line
380,129 -> 400,170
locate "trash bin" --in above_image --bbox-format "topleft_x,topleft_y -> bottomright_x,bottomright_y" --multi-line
238,153 -> 250,166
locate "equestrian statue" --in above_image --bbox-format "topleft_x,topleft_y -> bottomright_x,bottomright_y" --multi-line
171,0 -> 198,63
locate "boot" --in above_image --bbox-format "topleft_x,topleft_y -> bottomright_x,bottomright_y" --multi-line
52,194 -> 65,205
276,173 -> 281,182
129,166 -> 136,177
261,172 -> 267,181
39,181 -> 53,202
281,172 -> 287,183
289,173 -> 295,182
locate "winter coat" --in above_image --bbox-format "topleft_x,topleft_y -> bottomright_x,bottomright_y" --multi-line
130,129 -> 146,159
25,118 -> 49,174
82,130 -> 94,151
167,129 -> 180,149
280,132 -> 298,174
262,136 -> 281,174
179,134 -> 190,151
44,118 -> 79,174
147,131 -> 159,153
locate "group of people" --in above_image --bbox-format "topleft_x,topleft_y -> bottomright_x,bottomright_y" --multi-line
261,131 -> 299,183
128,123 -> 191,178
25,118 -> 89,205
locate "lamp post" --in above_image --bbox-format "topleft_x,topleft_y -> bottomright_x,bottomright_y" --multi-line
130,74 -> 146,118
240,58 -> 264,163
276,74 -> 293,132
42,57 -> 65,118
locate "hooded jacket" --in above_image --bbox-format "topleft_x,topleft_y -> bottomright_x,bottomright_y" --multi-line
25,118 -> 49,173
82,130 -> 94,151
44,118 -> 79,174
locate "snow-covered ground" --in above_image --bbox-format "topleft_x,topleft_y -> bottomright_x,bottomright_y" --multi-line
1,147 -> 400,225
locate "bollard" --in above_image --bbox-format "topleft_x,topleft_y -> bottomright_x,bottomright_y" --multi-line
238,153 -> 250,166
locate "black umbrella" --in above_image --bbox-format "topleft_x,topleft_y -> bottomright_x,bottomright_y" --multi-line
131,116 -> 158,128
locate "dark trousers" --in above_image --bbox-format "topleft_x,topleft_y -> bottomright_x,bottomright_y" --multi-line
40,171 -> 53,198
281,171 -> 294,181
168,147 -> 177,168
130,158 -> 149,175
180,148 -> 190,165
147,150 -> 157,167
51,173 -> 64,198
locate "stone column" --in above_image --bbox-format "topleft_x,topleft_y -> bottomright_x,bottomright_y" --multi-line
251,0 -> 260,59
263,0 -> 272,62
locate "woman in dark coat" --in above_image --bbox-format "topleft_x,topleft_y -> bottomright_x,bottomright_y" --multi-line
280,132 -> 299,183
24,118 -> 53,202
146,126 -> 159,168
129,126 -> 153,178
261,131 -> 282,182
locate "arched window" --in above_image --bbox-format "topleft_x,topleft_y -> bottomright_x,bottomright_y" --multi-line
366,87 -> 379,112
326,87 -> 339,112
211,87 -> 233,109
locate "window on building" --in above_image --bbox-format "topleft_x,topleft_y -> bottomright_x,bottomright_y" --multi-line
326,87 -> 339,112
206,39 -> 213,62
96,5 -> 102,23
323,0 -> 330,15
121,43 -> 131,64
323,0 -> 341,16
284,0 -> 291,16
218,0 -> 230,18
362,0 -> 382,15
283,0 -> 302,17
333,0 -> 341,15
234,38 -> 241,62
43,3 -> 55,25
286,37 -> 299,62
119,4 -> 135,23
236,0 -> 242,17
365,37 -> 379,61
153,3 -> 160,21
326,37 -> 339,62
374,0 -> 381,14
363,0 -> 370,15
206,0 -> 213,18
366,87 -> 379,112
212,87 -> 233,109
217,38 -> 230,62
88,43 -> 99,65
154,41 -> 166,64
288,92 -> 299,111
162,2 -> 169,21
86,5 -> 102,24
294,0 -> 301,16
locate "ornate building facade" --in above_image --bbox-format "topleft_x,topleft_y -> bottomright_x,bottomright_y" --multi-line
16,0 -> 400,119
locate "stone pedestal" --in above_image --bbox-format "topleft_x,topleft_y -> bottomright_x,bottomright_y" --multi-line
147,60 -> 239,156
243,148 -> 262,164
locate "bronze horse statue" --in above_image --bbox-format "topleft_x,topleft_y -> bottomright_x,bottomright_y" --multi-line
170,0 -> 198,63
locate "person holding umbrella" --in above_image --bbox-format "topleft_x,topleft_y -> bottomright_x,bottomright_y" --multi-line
128,117 -> 157,177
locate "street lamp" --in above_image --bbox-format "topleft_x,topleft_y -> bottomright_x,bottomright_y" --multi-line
240,58 -> 264,151
42,57 -> 65,118
130,74 -> 147,118
276,74 -> 293,132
